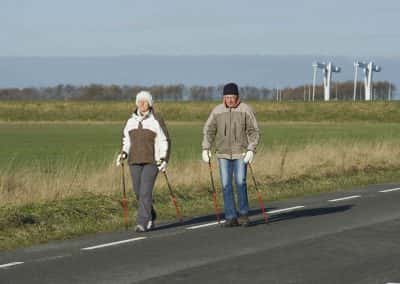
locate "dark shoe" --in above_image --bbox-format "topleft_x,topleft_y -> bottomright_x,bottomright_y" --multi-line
134,224 -> 147,233
223,218 -> 239,228
151,206 -> 157,222
238,215 -> 251,227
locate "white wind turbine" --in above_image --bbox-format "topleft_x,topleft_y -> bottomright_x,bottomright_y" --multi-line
353,61 -> 381,101
312,62 -> 341,101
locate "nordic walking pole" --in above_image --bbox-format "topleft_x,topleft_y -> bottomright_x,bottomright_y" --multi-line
163,171 -> 183,223
120,160 -> 129,229
208,159 -> 221,224
248,163 -> 269,224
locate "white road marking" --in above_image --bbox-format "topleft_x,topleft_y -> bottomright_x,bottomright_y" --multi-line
81,237 -> 146,251
328,195 -> 361,202
187,220 -> 226,230
187,206 -> 306,230
379,187 -> 400,193
267,206 -> 305,214
385,282 -> 400,284
0,262 -> 24,269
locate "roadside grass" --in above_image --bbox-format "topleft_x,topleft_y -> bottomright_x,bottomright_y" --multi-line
1,160 -> 399,251
2,139 -> 400,250
2,121 -> 400,250
1,101 -> 400,122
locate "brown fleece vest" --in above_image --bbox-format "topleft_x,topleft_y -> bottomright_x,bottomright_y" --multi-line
128,121 -> 157,164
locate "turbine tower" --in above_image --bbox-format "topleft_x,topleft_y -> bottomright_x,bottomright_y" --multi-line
312,62 -> 341,101
353,61 -> 381,101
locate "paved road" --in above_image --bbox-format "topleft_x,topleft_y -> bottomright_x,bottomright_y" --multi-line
1,183 -> 400,284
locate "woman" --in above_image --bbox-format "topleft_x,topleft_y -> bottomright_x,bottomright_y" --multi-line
117,90 -> 170,232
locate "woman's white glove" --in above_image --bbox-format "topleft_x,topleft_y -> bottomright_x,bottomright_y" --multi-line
202,150 -> 211,163
243,151 -> 254,164
157,160 -> 167,172
116,152 -> 128,167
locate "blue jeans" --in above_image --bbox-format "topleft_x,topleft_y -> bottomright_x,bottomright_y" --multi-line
218,158 -> 249,220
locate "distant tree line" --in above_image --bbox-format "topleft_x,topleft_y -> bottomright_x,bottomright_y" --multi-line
274,81 -> 395,101
0,82 -> 394,101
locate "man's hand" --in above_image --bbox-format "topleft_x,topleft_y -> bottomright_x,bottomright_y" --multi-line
116,151 -> 128,167
202,149 -> 211,163
243,151 -> 254,164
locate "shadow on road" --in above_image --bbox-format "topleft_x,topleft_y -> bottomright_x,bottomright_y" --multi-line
152,206 -> 278,231
249,204 -> 354,227
152,205 -> 354,231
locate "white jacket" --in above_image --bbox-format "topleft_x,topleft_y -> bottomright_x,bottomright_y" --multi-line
122,110 -> 169,164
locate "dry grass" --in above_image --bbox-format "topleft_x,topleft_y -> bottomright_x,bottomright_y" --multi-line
1,141 -> 399,207
2,101 -> 400,122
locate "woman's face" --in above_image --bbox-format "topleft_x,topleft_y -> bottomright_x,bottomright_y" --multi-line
137,100 -> 150,113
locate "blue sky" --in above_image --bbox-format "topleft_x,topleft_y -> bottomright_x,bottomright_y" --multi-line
1,0 -> 399,57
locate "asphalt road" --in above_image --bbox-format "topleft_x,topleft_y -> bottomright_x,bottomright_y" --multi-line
1,183 -> 400,284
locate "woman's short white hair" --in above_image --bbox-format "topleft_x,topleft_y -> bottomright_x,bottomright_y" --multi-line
136,90 -> 153,107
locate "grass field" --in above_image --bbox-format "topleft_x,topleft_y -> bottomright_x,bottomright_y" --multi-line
2,101 -> 400,250
2,121 -> 400,208
2,121 -> 400,170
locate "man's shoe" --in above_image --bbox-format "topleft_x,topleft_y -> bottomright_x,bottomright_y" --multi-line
223,218 -> 239,228
238,215 -> 251,227
134,224 -> 146,233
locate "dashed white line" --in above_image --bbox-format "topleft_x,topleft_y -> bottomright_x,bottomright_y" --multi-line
328,195 -> 361,202
187,220 -> 226,230
267,206 -> 305,214
0,262 -> 24,269
81,237 -> 146,251
379,187 -> 400,193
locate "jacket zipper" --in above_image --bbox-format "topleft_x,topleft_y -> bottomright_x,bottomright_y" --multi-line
229,108 -> 232,159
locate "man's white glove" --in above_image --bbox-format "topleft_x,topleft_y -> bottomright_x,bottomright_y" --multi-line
116,152 -> 128,167
202,149 -> 211,163
157,160 -> 167,172
243,150 -> 254,164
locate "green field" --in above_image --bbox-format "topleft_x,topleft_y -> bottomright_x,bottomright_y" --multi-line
2,122 -> 400,170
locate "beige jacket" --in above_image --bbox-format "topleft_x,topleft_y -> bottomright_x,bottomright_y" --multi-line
202,102 -> 260,159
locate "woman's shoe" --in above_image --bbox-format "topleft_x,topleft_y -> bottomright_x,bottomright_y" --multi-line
134,224 -> 147,233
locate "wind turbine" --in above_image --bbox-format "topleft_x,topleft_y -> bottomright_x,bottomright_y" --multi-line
353,61 -> 381,101
312,62 -> 341,101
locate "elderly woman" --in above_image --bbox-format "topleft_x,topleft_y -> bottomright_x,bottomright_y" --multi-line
117,90 -> 170,232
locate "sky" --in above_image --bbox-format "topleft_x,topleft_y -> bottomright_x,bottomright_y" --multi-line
1,0 -> 400,57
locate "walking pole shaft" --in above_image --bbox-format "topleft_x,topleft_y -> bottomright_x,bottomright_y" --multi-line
163,172 -> 183,223
208,161 -> 221,223
121,162 -> 129,229
248,164 -> 269,224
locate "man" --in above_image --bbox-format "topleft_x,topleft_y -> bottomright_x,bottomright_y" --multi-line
117,90 -> 170,232
202,82 -> 260,227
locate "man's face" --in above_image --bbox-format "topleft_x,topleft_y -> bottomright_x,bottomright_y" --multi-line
224,95 -> 238,108
137,100 -> 150,113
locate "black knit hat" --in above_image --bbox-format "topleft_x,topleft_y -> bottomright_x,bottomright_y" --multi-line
223,82 -> 239,96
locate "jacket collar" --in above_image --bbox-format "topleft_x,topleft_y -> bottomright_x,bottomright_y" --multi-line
132,108 -> 152,120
